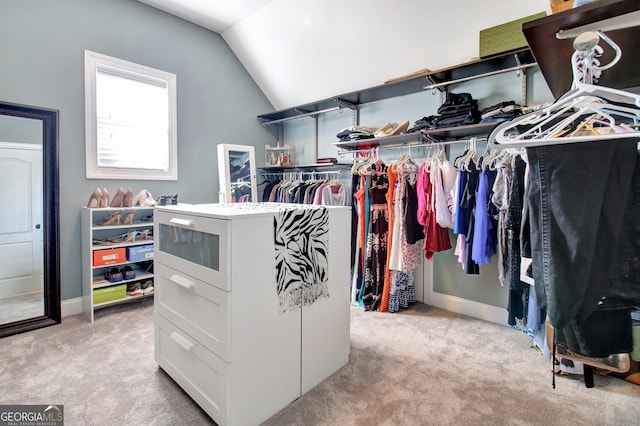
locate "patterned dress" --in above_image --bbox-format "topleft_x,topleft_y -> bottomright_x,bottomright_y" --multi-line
362,163 -> 389,311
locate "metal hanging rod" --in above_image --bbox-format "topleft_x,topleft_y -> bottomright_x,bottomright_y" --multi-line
260,170 -> 342,180
260,106 -> 342,126
337,137 -> 489,157
424,62 -> 538,91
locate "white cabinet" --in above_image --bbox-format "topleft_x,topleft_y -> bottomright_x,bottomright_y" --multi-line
81,207 -> 155,323
153,203 -> 350,426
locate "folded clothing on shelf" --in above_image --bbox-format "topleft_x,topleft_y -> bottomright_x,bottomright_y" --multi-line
336,126 -> 375,141
479,100 -> 523,124
434,92 -> 480,128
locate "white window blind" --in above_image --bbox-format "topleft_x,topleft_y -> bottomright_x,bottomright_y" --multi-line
85,51 -> 177,180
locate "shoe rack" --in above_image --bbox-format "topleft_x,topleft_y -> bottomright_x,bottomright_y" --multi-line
81,206 -> 155,323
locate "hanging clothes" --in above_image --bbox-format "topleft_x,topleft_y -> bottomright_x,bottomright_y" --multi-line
361,161 -> 389,311
417,161 -> 452,260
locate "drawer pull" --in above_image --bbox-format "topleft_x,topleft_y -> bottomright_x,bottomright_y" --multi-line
170,331 -> 194,351
169,274 -> 194,290
169,217 -> 193,227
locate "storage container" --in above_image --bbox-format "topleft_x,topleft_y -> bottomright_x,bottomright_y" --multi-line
479,12 -> 546,58
93,247 -> 127,266
127,244 -> 154,262
93,284 -> 126,304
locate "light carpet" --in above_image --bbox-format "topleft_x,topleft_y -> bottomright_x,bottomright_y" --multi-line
1,302 -> 639,425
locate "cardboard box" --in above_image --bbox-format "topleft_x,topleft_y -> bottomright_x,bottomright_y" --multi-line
93,247 -> 127,266
93,284 -> 126,304
479,12 -> 546,58
127,244 -> 154,262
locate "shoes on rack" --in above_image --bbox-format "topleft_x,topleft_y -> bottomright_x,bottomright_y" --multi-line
134,189 -> 157,207
122,211 -> 136,225
123,187 -> 134,208
140,280 -> 154,295
110,187 -> 125,208
99,188 -> 110,208
87,188 -> 102,208
138,229 -> 153,241
105,268 -> 123,283
99,212 -> 121,226
121,265 -> 136,281
126,282 -> 143,297
374,122 -> 395,138
390,120 -> 410,135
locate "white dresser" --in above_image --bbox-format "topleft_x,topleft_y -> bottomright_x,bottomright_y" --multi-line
153,203 -> 351,426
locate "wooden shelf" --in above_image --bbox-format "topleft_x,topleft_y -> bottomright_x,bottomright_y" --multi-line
522,0 -> 640,98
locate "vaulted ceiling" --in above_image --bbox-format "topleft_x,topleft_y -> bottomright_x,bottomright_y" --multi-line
137,0 -> 552,110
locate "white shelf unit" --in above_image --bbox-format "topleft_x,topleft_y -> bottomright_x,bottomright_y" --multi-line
81,206 -> 155,322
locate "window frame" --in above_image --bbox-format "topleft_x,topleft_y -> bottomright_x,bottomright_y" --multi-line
84,50 -> 178,180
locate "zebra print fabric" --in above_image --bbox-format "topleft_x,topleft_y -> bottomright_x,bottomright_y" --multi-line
274,206 -> 329,313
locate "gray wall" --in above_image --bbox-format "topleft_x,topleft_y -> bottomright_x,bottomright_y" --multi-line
0,0 -> 276,301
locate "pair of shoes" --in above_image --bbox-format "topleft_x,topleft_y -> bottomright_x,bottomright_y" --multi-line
134,190 -> 156,206
126,282 -> 143,297
373,120 -> 411,138
140,280 -> 154,295
105,268 -> 123,283
87,188 -> 111,208
122,211 -> 136,225
110,187 -> 134,208
99,212 -> 121,226
121,265 -> 136,280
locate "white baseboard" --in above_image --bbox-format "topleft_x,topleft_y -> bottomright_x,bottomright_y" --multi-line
61,297 -> 83,317
429,292 -> 509,326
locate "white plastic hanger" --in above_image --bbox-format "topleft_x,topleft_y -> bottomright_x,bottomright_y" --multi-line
488,30 -> 640,149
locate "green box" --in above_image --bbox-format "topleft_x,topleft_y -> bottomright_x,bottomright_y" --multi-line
93,284 -> 126,304
479,12 -> 546,58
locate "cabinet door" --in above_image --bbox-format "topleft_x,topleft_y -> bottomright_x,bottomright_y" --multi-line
154,210 -> 230,291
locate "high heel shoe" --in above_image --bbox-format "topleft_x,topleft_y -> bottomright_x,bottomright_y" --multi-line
87,188 -> 102,208
99,212 -> 121,226
110,187 -> 125,208
122,212 -> 136,225
99,188 -> 110,208
133,189 -> 156,206
123,187 -> 134,208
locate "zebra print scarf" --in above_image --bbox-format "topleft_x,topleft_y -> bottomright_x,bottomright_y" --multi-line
274,206 -> 329,313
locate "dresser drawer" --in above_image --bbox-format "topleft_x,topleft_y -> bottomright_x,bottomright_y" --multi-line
155,314 -> 229,425
155,262 -> 230,361
154,210 -> 230,290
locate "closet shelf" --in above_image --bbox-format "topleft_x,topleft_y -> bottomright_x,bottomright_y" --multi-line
522,0 -> 640,98
257,49 -> 536,126
332,122 -> 498,151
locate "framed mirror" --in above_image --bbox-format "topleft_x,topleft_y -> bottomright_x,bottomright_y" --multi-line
0,101 -> 60,338
217,143 -> 258,203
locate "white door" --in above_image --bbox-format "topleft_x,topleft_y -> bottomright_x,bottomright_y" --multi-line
0,143 -> 43,299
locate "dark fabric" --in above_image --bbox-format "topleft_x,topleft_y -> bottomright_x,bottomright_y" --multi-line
507,156 -> 527,325
462,162 -> 480,275
557,302 -> 634,358
525,139 -> 639,330
404,178 -> 425,244
362,169 -> 389,311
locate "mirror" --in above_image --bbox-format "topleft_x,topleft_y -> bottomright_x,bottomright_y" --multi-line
217,144 -> 258,203
0,101 -> 60,338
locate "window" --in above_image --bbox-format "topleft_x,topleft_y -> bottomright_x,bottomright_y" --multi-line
84,50 -> 177,180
